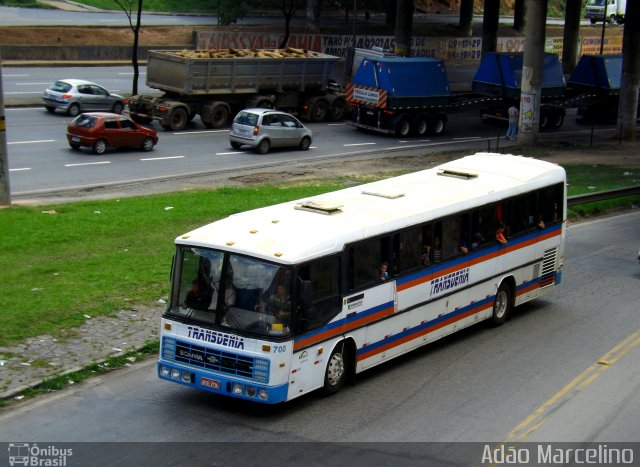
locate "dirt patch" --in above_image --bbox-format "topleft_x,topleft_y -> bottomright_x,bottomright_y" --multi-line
0,25 -> 195,46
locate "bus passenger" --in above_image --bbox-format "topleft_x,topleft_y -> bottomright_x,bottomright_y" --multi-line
185,280 -> 212,310
496,223 -> 508,245
268,283 -> 291,324
380,262 -> 389,281
432,237 -> 442,262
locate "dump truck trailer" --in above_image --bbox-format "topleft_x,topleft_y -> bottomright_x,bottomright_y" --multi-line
126,48 -> 348,131
346,57 -> 451,136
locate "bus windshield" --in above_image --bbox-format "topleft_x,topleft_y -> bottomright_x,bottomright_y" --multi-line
169,246 -> 293,339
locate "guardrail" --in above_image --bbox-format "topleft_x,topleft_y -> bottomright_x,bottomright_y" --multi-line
568,185 -> 640,206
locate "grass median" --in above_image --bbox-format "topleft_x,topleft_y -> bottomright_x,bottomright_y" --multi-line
1,164 -> 638,349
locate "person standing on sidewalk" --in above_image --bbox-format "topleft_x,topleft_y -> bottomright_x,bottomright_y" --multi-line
506,104 -> 519,140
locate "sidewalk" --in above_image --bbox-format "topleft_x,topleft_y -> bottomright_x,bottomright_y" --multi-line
0,305 -> 163,400
38,0 -> 98,12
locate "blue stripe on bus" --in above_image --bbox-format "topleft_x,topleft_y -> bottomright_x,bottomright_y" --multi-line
355,294 -> 495,358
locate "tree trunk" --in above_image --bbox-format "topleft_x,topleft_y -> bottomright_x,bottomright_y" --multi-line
395,0 -> 413,56
132,0 -> 142,96
481,0 -> 500,58
618,0 -> 640,141
561,0 -> 582,74
458,0 -> 474,37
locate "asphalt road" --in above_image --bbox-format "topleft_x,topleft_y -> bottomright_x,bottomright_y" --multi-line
0,211 -> 638,465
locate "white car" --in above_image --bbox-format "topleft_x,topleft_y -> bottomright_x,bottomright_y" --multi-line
229,108 -> 313,154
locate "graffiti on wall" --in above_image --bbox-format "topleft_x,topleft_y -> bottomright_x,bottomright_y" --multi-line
196,31 -> 623,65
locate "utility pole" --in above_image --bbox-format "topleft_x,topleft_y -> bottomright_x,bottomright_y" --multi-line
0,58 -> 11,205
519,0 -> 548,145
618,0 -> 640,141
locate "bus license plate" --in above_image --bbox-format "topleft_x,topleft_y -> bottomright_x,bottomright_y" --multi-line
201,377 -> 220,390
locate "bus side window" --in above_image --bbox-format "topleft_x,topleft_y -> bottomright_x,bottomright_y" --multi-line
394,226 -> 422,274
296,256 -> 341,333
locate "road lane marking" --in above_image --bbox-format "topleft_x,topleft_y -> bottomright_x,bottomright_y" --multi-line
4,74 -> 30,77
172,129 -> 229,135
65,161 -> 111,167
398,139 -> 431,143
216,151 -> 243,155
343,142 -> 376,147
140,156 -> 185,161
15,82 -> 50,86
9,168 -> 31,172
453,136 -> 482,140
8,140 -> 55,145
504,329 -> 640,443
5,91 -> 43,95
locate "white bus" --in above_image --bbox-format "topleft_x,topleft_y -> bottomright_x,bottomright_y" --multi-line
158,153 -> 566,403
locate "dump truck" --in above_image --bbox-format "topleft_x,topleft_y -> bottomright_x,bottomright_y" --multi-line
346,57 -> 451,136
472,52 -> 567,130
126,48 -> 348,131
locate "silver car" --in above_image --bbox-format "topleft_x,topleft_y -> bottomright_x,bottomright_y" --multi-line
229,108 -> 313,154
43,79 -> 125,117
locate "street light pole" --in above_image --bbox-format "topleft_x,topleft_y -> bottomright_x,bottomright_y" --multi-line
0,56 -> 12,206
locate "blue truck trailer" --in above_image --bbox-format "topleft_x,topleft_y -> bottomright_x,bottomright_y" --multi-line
566,54 -> 631,122
472,52 -> 567,130
346,57 -> 451,136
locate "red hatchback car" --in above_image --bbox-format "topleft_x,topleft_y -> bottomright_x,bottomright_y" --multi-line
66,112 -> 158,155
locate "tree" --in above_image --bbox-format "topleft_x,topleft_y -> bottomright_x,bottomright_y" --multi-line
480,0 -> 500,58
216,0 -> 247,26
115,0 -> 143,96
260,0 -> 305,48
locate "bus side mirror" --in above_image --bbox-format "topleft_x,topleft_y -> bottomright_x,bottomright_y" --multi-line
300,280 -> 313,309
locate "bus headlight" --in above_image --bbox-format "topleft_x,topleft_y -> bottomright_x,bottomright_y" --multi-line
245,386 -> 256,397
171,368 -> 181,380
160,365 -> 170,377
181,371 -> 193,383
232,383 -> 243,395
258,389 -> 269,400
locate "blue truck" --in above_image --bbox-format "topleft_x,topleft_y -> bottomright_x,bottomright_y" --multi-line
346,57 -> 451,136
472,52 -> 567,130
567,54 -> 629,123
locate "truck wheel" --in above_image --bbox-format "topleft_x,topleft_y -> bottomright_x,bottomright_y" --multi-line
608,14 -> 616,24
330,98 -> 347,121
429,115 -> 447,135
413,115 -> 428,136
255,99 -> 274,109
210,105 -> 229,129
590,18 -> 597,24
551,112 -> 564,129
257,139 -> 270,154
310,99 -> 329,122
539,109 -> 549,130
169,107 -> 188,131
395,118 -> 411,137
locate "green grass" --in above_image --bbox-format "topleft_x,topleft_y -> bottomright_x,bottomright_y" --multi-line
0,184 -> 343,348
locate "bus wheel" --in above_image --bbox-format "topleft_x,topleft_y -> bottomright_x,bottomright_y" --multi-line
491,282 -> 512,326
322,344 -> 346,395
